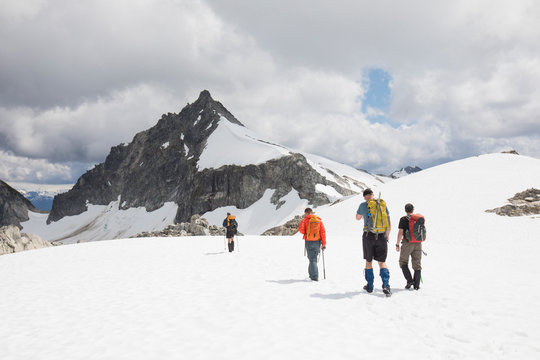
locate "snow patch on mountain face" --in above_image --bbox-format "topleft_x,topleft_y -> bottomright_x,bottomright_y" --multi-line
303,153 -> 387,193
201,189 -> 308,234
315,184 -> 342,202
21,199 -> 178,244
198,117 -> 291,170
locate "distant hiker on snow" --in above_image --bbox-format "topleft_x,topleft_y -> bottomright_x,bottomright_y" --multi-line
396,203 -> 426,290
298,208 -> 326,281
223,213 -> 238,252
356,188 -> 392,297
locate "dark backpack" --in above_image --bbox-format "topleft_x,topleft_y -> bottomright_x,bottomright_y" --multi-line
228,218 -> 238,233
405,214 -> 426,243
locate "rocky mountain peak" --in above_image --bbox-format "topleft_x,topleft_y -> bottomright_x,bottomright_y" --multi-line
46,90 -> 364,239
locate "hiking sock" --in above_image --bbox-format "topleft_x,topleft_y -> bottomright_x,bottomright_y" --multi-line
364,268 -> 374,292
380,268 -> 390,288
228,242 -> 233,252
401,265 -> 413,289
231,240 -> 235,252
413,270 -> 422,290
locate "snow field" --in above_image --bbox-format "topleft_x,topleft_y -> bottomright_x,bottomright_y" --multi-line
2,153 -> 540,359
1,224 -> 539,359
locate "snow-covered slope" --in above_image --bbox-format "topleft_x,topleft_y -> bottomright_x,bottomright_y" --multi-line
197,116 -> 291,169
2,153 -> 539,359
198,116 -> 384,193
22,199 -> 178,244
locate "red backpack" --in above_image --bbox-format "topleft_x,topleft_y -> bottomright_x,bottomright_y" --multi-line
406,214 -> 427,243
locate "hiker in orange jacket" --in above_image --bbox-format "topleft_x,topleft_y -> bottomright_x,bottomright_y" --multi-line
298,208 -> 326,281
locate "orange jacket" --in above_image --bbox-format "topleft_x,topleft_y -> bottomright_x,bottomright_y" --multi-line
298,214 -> 326,246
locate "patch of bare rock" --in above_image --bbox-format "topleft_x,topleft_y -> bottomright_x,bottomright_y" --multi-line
0,225 -> 54,255
486,188 -> 540,216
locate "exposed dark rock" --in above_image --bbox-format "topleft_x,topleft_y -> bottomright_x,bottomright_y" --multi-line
501,149 -> 519,155
262,215 -> 303,236
0,180 -> 39,229
0,225 -> 52,255
48,90 -> 357,227
486,188 -> 540,216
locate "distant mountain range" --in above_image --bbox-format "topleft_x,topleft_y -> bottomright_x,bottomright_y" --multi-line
389,166 -> 422,178
7,183 -> 72,211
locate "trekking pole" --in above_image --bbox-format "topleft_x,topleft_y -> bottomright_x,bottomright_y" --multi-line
224,235 -> 227,251
236,235 -> 240,252
322,248 -> 326,280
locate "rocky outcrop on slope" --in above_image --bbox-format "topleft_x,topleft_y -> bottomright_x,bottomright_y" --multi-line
48,90 -> 356,227
486,188 -> 540,216
0,225 -> 52,255
131,214 -> 227,237
0,180 -> 39,229
262,215 -> 303,236
501,149 -> 519,155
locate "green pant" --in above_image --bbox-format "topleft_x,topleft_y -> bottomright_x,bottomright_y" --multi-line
399,241 -> 422,271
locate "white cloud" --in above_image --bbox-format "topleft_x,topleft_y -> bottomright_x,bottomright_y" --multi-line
0,150 -> 73,183
0,85 -> 178,162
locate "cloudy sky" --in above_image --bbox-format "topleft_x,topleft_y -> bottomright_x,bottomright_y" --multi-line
1,0 -> 539,184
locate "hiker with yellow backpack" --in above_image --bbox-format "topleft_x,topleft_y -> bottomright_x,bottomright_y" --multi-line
298,208 -> 326,281
356,188 -> 392,297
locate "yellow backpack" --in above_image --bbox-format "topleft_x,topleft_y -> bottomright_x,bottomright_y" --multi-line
365,198 -> 389,234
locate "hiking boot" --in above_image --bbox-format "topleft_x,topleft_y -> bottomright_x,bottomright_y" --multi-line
405,281 -> 414,289
363,285 -> 373,293
383,286 -> 392,297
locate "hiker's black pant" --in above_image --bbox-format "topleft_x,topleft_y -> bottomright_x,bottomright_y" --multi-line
362,232 -> 388,262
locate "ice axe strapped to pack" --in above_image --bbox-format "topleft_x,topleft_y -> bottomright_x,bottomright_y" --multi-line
365,193 -> 389,234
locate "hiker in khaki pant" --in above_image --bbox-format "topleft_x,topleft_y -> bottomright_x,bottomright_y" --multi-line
396,203 -> 423,290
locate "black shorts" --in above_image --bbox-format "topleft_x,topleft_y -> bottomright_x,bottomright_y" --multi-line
226,230 -> 236,238
362,232 -> 388,262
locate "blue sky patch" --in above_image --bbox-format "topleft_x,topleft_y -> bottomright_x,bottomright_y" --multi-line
362,68 -> 397,127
